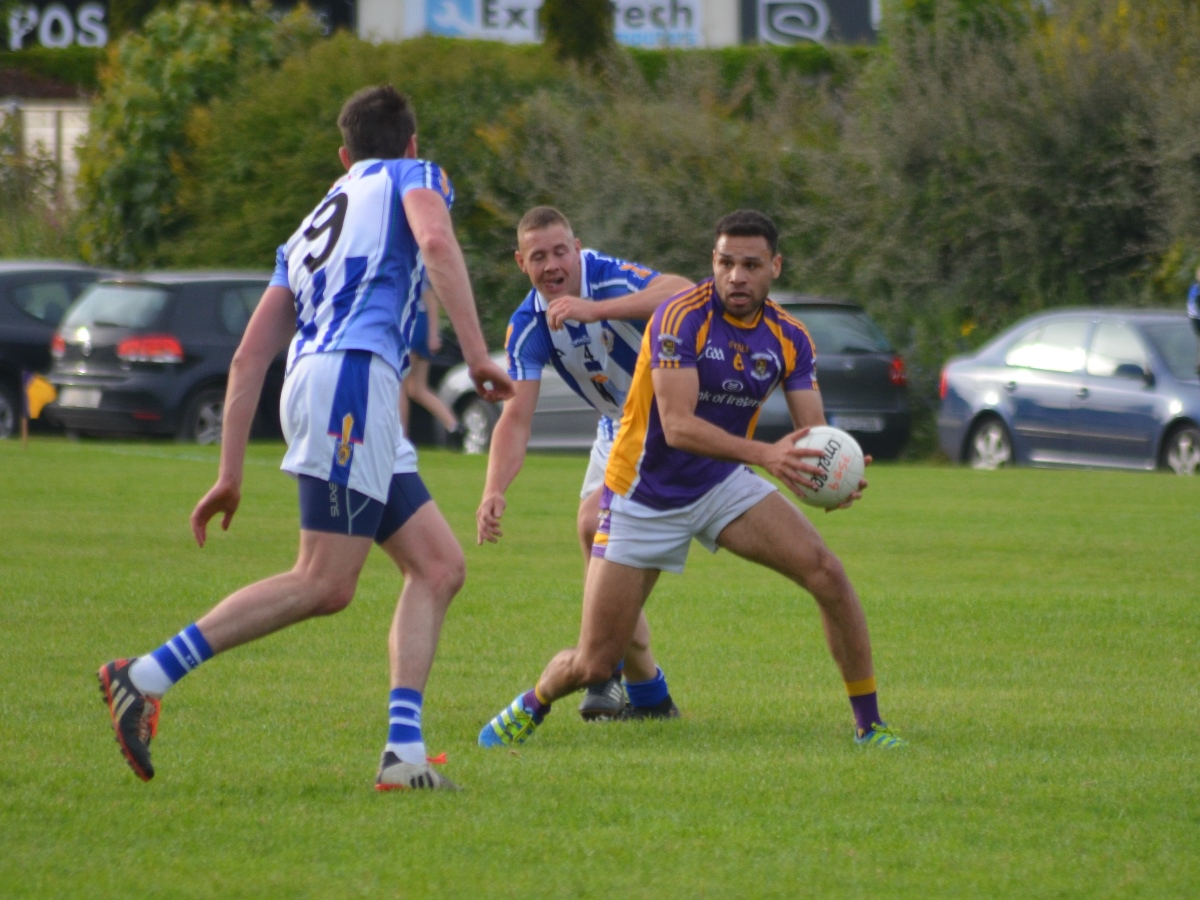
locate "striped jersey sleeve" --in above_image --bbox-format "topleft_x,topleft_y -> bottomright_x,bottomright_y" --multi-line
504,292 -> 552,380
584,251 -> 659,299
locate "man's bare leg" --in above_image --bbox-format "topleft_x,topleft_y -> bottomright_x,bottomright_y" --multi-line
717,492 -> 900,744
479,558 -> 657,747
577,488 -> 657,682
376,501 -> 465,691
716,492 -> 872,680
539,557 -> 659,700
195,530 -> 374,654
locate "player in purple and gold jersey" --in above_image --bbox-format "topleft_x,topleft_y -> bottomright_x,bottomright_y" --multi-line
480,210 -> 906,751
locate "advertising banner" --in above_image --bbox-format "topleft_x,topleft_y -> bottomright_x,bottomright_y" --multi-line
415,0 -> 703,47
739,0 -> 880,45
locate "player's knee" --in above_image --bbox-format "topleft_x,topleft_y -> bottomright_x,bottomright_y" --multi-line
408,542 -> 466,601
313,579 -> 357,616
430,549 -> 466,600
805,546 -> 851,602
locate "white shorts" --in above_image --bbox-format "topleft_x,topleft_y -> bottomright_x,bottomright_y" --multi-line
280,350 -> 417,504
594,466 -> 778,574
580,420 -> 619,499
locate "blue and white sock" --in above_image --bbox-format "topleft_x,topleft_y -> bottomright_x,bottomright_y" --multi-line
625,667 -> 669,709
129,623 -> 213,697
386,688 -> 427,765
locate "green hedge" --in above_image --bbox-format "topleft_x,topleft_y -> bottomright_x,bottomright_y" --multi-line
0,46 -> 105,92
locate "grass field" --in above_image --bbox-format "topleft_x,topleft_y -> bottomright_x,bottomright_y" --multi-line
1,438 -> 1197,897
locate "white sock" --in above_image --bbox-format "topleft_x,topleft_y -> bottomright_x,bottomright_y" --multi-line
386,741 -> 427,766
129,656 -> 172,697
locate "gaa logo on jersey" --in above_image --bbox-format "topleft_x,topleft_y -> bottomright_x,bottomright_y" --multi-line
749,352 -> 776,381
657,333 -> 681,362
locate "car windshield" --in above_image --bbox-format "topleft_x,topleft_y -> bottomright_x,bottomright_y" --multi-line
62,284 -> 170,330
782,306 -> 892,355
1141,321 -> 1199,381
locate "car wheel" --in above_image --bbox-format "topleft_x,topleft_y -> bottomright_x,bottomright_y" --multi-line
459,398 -> 498,455
966,417 -> 1012,469
1161,424 -> 1200,475
179,387 -> 225,445
0,382 -> 17,440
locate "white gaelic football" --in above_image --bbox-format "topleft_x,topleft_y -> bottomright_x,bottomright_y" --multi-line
793,426 -> 865,509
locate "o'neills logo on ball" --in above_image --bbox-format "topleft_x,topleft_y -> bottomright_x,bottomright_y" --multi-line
657,333 -> 680,362
810,438 -> 844,491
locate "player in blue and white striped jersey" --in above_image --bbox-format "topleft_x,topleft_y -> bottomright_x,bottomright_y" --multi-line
98,85 -> 512,792
476,206 -> 692,721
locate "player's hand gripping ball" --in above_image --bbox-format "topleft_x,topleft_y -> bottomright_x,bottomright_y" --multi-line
793,426 -> 866,509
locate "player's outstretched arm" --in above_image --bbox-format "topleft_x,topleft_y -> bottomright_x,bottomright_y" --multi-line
545,274 -> 693,330
476,380 -> 540,545
191,285 -> 296,547
404,188 -> 512,404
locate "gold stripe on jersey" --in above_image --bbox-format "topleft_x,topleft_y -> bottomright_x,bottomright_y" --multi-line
606,329 -> 657,497
661,284 -> 710,342
766,299 -> 820,391
764,315 -> 799,376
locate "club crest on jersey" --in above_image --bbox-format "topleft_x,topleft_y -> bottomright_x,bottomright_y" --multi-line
750,352 -> 776,381
658,333 -> 680,362
600,327 -> 614,353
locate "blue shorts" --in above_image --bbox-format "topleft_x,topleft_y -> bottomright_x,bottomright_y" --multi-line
410,302 -> 431,359
298,472 -> 432,543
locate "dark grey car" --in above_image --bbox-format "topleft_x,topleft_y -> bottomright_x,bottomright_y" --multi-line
752,295 -> 911,459
0,261 -> 115,439
45,272 -> 280,443
437,293 -> 910,457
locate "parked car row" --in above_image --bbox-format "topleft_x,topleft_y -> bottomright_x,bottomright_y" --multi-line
6,260 -> 1199,475
0,262 -> 114,439
438,293 -> 913,458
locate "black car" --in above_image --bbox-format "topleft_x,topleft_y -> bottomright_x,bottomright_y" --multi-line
46,272 -> 280,443
0,261 -> 115,439
752,294 -> 911,459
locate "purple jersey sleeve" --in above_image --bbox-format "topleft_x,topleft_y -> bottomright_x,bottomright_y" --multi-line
649,294 -> 705,372
781,319 -> 817,391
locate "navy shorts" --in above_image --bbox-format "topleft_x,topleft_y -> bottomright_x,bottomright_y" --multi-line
298,472 -> 432,543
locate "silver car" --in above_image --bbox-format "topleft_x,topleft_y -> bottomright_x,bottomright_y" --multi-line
436,294 -> 910,457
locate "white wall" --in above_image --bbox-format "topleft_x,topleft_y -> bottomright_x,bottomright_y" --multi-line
0,101 -> 90,197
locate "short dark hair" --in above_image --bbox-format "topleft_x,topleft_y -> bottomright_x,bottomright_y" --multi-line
715,210 -> 779,255
517,206 -> 573,237
337,85 -> 417,162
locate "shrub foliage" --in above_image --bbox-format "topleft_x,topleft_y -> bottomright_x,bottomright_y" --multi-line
76,0 -> 1200,454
